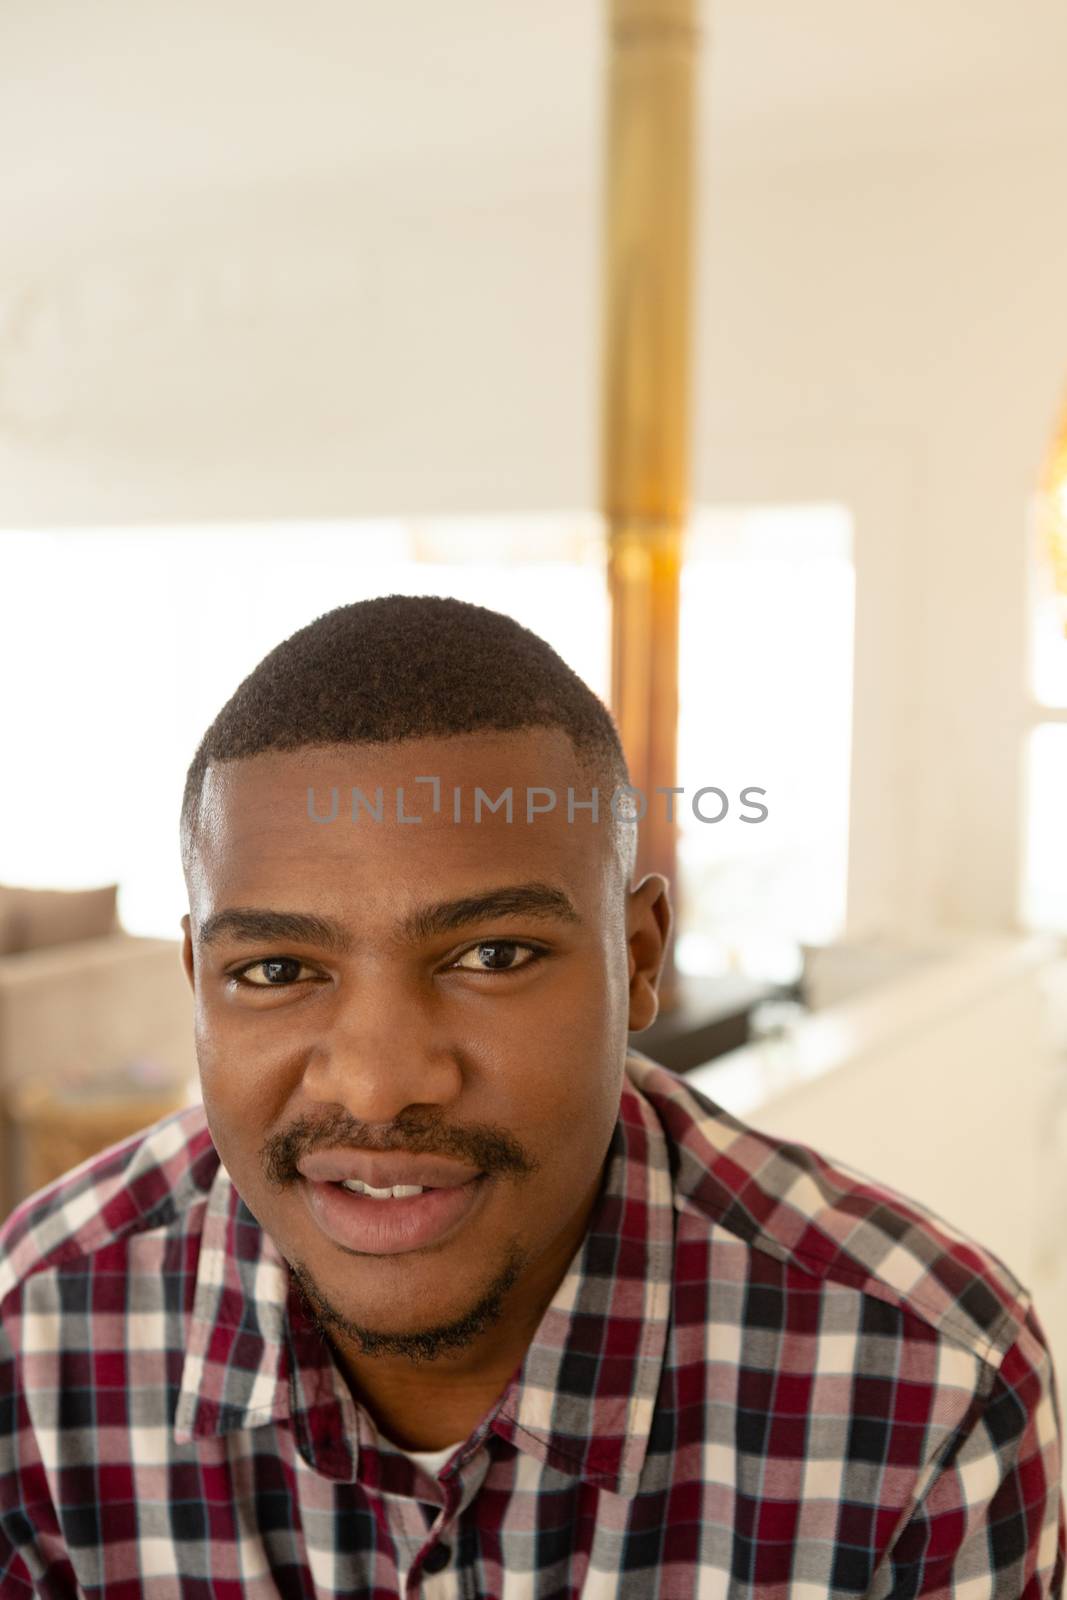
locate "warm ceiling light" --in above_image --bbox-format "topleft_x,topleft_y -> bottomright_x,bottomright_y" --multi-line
1040,387 -> 1067,637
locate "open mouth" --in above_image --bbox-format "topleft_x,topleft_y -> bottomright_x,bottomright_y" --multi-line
334,1178 -> 440,1200
302,1173 -> 488,1255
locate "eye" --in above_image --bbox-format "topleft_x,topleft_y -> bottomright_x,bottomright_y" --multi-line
450,940 -> 544,975
231,957 -> 319,987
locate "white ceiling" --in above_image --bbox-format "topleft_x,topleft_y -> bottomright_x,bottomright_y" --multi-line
5,0 -> 1067,237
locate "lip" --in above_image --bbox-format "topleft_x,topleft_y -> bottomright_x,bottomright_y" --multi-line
297,1151 -> 482,1189
301,1174 -> 489,1255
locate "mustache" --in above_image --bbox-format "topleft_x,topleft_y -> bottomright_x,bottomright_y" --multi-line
259,1107 -> 538,1189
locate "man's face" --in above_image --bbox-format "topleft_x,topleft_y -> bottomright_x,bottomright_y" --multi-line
181,727 -> 669,1371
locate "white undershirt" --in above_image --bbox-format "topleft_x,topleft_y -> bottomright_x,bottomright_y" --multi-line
381,1433 -> 463,1476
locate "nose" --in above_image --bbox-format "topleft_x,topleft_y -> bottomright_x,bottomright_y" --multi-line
299,967 -> 464,1125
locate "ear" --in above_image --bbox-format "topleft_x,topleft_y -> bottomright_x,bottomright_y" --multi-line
180,914 -> 196,993
625,874 -> 672,1032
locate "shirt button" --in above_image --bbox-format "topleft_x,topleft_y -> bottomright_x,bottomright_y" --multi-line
422,1544 -> 452,1574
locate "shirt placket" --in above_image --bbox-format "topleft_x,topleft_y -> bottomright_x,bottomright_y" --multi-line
390,1441 -> 492,1598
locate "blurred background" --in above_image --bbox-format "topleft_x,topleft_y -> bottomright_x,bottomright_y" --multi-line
2,0 -> 1067,1376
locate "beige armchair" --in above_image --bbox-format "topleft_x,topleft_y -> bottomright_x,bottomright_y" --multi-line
0,933 -> 198,1218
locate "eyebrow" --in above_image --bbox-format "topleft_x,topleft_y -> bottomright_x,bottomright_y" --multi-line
196,882 -> 582,952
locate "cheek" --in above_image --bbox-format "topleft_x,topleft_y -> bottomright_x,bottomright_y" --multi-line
194,986 -> 302,1104
195,1048 -> 245,1162
496,1044 -> 623,1188
492,952 -> 622,1102
193,1020 -> 283,1163
515,956 -> 622,1092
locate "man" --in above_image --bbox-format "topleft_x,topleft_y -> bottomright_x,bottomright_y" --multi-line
1,594 -> 1064,1598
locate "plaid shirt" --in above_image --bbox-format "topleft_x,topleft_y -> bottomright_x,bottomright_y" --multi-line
1,1049 -> 1064,1599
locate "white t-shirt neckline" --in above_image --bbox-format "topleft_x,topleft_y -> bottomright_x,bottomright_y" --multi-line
380,1432 -> 464,1475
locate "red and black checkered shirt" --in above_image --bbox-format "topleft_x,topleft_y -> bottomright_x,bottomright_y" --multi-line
2,1049 -> 1064,1597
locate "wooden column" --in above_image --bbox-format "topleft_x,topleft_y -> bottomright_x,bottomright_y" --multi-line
601,0 -> 699,1007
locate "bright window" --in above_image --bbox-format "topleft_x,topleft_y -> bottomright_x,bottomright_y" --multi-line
0,508 -> 854,982
675,505 -> 854,982
1022,505 -> 1067,931
1022,724 -> 1067,931
0,520 -> 608,940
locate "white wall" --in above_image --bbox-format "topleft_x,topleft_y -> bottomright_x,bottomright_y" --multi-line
696,141 -> 1067,938
0,176 -> 598,524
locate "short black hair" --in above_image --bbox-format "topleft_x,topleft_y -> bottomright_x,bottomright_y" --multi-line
180,594 -> 637,885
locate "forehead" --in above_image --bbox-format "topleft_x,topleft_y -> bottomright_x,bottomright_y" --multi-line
186,729 -> 618,929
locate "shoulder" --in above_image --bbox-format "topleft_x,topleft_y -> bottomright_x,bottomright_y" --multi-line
0,1101 -> 219,1314
625,1049 -> 1030,1368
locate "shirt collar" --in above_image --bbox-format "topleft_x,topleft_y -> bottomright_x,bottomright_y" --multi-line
173,1054 -> 675,1497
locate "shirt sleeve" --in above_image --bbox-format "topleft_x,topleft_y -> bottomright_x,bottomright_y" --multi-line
0,1310 -> 34,1595
868,1299 -> 1066,1597
0,1303 -> 76,1598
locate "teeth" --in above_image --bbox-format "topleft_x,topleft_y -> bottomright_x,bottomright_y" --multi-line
340,1179 -> 425,1199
